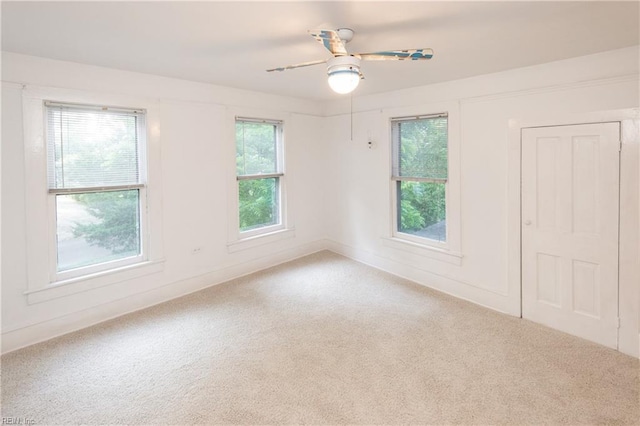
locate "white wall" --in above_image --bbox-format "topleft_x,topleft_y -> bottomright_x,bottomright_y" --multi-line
1,53 -> 329,353
2,47 -> 639,356
322,47 -> 640,356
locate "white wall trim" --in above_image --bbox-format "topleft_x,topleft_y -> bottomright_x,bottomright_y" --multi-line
459,74 -> 639,106
381,101 -> 463,256
1,239 -> 329,354
225,107 -> 296,246
507,108 -> 640,358
25,260 -> 165,305
227,228 -> 296,253
322,68 -> 639,117
380,237 -> 463,265
1,52 -> 325,117
21,85 -> 166,299
325,240 -> 515,315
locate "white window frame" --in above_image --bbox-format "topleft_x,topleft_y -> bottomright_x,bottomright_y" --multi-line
391,112 -> 449,247
226,109 -> 294,252
45,102 -> 149,281
382,102 -> 462,264
235,117 -> 285,238
22,87 -> 164,304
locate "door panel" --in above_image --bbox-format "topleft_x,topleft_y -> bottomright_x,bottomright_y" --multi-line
522,123 -> 620,348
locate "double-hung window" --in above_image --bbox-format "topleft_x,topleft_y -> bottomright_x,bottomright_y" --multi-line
235,117 -> 284,237
391,113 -> 448,244
46,102 -> 147,279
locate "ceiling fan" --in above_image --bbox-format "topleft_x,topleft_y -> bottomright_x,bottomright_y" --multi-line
266,28 -> 434,94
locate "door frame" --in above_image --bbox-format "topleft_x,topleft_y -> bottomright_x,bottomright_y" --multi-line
507,108 -> 639,357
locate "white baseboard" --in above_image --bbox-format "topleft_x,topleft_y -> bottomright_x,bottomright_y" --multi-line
326,240 -> 640,359
325,240 -> 518,316
6,238 -> 637,360
1,239 -> 329,354
619,331 -> 640,359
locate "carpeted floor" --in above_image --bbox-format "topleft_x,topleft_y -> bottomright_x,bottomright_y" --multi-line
2,251 -> 638,424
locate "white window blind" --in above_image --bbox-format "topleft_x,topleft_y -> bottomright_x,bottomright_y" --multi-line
392,114 -> 448,182
236,118 -> 282,177
46,102 -> 144,190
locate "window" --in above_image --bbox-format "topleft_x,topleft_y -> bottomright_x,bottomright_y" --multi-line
45,102 -> 147,279
391,113 -> 448,243
235,117 -> 284,236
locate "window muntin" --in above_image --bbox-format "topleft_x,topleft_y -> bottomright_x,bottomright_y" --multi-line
235,118 -> 284,234
45,102 -> 146,276
392,114 -> 448,243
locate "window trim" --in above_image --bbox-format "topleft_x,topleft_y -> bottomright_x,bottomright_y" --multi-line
227,109 -> 294,250
236,117 -> 284,236
22,86 -> 165,304
44,102 -> 149,281
391,112 -> 449,245
382,102 -> 462,261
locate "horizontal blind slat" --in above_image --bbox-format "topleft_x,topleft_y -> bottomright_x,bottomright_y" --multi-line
391,112 -> 448,123
44,101 -> 145,115
391,115 -> 448,180
235,119 -> 280,176
237,173 -> 284,181
236,117 -> 283,125
46,103 -> 143,190
49,184 -> 145,195
392,176 -> 447,184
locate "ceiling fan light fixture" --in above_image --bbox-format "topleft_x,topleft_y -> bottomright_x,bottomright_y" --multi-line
328,69 -> 360,94
327,56 -> 361,95
266,28 -> 434,96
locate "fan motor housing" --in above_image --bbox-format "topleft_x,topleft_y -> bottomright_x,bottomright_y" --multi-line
335,28 -> 355,43
326,55 -> 361,75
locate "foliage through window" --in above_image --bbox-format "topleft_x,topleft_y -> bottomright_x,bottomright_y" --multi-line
392,114 -> 448,242
235,118 -> 283,234
46,102 -> 146,274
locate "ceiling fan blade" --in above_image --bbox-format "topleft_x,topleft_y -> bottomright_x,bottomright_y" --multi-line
356,48 -> 434,61
266,59 -> 327,72
308,29 -> 348,56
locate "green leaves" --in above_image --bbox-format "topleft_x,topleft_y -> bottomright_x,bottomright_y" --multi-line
71,190 -> 140,254
398,181 -> 446,236
397,117 -> 447,179
236,119 -> 282,232
394,115 -> 448,241
238,178 -> 278,231
400,198 -> 426,230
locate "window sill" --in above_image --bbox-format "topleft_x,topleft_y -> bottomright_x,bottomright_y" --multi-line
227,228 -> 295,253
381,237 -> 463,265
25,259 -> 165,305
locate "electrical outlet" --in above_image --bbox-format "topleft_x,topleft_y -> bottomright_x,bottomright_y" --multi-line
191,247 -> 203,255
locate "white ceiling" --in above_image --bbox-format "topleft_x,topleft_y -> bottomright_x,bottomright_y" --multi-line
2,1 -> 639,101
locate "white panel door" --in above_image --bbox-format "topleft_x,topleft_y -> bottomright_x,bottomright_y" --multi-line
522,123 -> 620,348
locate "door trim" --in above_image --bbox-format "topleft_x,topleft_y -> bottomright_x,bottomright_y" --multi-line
507,108 -> 639,357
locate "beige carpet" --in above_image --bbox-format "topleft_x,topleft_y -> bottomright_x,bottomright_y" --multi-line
2,251 -> 638,424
